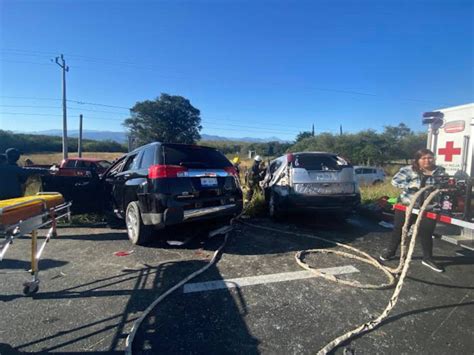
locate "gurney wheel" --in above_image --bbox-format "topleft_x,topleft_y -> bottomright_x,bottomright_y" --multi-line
23,282 -> 39,296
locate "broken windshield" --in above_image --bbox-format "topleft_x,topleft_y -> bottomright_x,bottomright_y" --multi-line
292,154 -> 350,171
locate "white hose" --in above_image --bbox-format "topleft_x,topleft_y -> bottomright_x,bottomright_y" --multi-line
124,232 -> 229,355
239,186 -> 444,354
125,205 -> 248,354
126,187 -> 442,354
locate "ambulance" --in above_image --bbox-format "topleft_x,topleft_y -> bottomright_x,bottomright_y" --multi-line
422,103 -> 474,250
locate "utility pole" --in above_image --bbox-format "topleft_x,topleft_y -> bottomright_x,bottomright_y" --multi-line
78,114 -> 83,157
128,135 -> 136,152
55,54 -> 69,160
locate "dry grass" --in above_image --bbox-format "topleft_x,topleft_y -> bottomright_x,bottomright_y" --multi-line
359,180 -> 399,205
22,152 -> 124,165
244,190 -> 267,217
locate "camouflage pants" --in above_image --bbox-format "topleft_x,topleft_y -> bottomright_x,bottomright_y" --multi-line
245,181 -> 261,201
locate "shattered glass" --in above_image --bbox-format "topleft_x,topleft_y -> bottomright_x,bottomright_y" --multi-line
293,183 -> 355,195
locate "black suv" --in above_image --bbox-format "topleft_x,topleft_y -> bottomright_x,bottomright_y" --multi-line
103,142 -> 243,245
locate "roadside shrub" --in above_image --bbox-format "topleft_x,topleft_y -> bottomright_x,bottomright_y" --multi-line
360,181 -> 399,205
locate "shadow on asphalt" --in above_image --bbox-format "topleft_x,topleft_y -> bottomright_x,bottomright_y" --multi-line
10,258 -> 259,354
129,260 -> 260,354
0,258 -> 68,273
55,231 -> 128,241
4,213 -> 474,353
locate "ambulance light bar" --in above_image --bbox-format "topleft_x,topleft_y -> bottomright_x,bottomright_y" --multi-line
422,111 -> 444,126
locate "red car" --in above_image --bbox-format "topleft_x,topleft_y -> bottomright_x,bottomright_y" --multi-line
54,158 -> 112,177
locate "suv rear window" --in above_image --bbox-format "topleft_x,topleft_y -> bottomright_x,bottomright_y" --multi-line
292,154 -> 350,171
163,144 -> 231,169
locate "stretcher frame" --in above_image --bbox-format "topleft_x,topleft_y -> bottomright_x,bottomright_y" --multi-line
0,193 -> 72,295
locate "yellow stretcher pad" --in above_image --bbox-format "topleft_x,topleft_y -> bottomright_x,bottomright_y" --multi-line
0,194 -> 65,226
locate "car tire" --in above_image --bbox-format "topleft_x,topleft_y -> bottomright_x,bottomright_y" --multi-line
125,201 -> 152,245
268,191 -> 282,221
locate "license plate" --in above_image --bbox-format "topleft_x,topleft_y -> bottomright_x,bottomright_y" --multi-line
201,177 -> 218,187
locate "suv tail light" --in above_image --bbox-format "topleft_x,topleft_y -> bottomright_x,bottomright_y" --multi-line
149,165 -> 188,178
224,166 -> 238,177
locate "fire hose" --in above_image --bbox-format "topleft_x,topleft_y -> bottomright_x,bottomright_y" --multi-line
125,214 -> 242,355
126,186 -> 444,354
240,185 -> 445,354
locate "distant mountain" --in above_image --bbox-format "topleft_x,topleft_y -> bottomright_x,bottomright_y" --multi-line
29,130 -> 128,143
27,130 -> 288,143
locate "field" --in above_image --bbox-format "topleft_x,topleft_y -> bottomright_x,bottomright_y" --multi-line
22,152 -> 124,165
359,180 -> 399,204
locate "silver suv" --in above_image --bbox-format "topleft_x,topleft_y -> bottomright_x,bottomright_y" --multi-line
262,152 -> 360,219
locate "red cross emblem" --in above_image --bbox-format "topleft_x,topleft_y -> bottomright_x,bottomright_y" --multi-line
438,141 -> 461,162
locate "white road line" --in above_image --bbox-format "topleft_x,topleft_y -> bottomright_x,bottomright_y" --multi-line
183,265 -> 359,294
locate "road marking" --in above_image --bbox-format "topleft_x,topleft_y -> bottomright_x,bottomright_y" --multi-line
183,265 -> 359,294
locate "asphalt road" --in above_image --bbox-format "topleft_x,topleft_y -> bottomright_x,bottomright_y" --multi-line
1,214 -> 473,354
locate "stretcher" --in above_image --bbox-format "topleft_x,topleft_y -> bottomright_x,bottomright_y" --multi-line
0,193 -> 71,295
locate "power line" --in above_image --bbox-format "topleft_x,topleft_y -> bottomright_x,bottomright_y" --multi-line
0,96 -> 131,110
202,121 -> 307,134
68,100 -> 130,110
0,104 -> 326,133
0,112 -> 121,121
0,104 -> 127,114
0,111 -> 303,135
0,102 -> 307,129
1,48 -> 450,105
202,126 -> 296,136
0,100 -> 320,130
0,105 -> 313,131
1,48 -> 57,56
0,112 -> 62,116
0,59 -> 54,66
1,48 -> 185,75
0,95 -> 62,101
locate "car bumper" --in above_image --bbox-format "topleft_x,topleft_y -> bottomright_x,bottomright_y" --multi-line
278,193 -> 361,212
141,202 -> 243,226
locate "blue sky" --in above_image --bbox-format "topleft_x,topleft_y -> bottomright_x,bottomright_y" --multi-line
0,0 -> 473,141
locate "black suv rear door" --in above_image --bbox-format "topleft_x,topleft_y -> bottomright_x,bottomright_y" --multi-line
161,144 -> 238,205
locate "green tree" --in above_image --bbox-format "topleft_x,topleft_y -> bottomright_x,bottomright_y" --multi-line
381,123 -> 412,161
383,123 -> 411,141
124,93 -> 202,145
295,131 -> 313,142
399,132 -> 427,163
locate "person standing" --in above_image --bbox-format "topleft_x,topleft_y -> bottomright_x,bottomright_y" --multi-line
380,148 -> 446,272
245,155 -> 265,202
232,156 -> 241,178
0,148 -> 50,200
